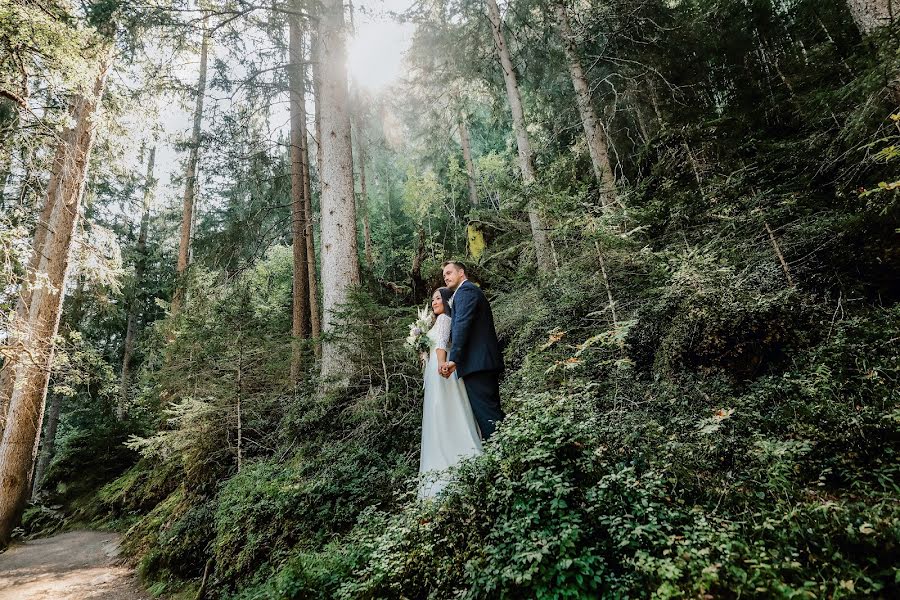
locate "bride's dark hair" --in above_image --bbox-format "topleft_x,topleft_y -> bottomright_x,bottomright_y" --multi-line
434,287 -> 453,318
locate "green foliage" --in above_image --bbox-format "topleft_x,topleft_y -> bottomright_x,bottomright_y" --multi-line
337,300 -> 900,599
24,0 -> 900,598
121,486 -> 216,589
0,1 -> 96,107
36,332 -> 139,518
41,424 -> 136,516
95,457 -> 180,518
19,505 -> 66,539
209,291 -> 424,587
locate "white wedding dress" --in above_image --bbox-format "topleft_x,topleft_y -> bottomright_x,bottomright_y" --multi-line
418,313 -> 483,499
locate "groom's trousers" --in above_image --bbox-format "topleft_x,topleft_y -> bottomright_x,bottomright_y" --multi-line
462,370 -> 505,439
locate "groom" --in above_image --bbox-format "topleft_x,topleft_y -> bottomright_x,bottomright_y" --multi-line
439,261 -> 505,439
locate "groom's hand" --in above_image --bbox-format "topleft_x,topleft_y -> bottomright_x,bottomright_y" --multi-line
441,361 -> 457,378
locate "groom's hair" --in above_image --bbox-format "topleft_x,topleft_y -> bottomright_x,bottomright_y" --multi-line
442,260 -> 467,274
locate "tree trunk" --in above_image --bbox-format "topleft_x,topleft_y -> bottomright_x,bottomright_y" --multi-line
632,94 -> 651,144
0,49 -> 112,548
172,20 -> 209,317
554,3 -> 617,210
847,0 -> 899,34
354,113 -> 374,270
301,28 -> 322,356
30,392 -> 61,499
0,149 -> 11,204
311,30 -> 325,183
316,0 -> 362,382
33,276 -> 86,499
847,0 -> 900,103
594,241 -> 622,350
289,11 -> 311,384
119,147 -> 155,419
303,121 -> 322,353
765,222 -> 795,288
815,15 -> 854,77
411,227 -> 426,303
484,0 -> 552,274
0,98 -> 19,202
458,111 -> 479,207
648,78 -> 666,129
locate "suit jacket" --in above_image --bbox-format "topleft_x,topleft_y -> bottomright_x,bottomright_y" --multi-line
448,280 -> 504,378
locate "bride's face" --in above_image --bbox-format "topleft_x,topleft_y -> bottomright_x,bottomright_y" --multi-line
431,291 -> 445,316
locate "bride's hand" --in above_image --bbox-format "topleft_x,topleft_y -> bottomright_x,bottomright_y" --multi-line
439,361 -> 456,378
442,360 -> 456,378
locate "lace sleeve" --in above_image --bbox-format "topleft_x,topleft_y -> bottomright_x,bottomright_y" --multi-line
434,314 -> 451,351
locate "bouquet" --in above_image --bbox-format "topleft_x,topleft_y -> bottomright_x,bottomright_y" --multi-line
405,305 -> 434,357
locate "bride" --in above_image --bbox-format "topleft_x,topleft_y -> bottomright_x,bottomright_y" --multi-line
418,287 -> 483,499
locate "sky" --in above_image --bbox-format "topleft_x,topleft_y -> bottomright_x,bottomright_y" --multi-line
147,0 -> 416,225
349,0 -> 416,91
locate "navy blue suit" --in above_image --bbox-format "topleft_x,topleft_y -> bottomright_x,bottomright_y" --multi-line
448,280 -> 505,438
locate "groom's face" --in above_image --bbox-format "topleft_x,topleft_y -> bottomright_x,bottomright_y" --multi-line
443,264 -> 464,290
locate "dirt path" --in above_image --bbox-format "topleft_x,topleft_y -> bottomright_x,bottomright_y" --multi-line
0,530 -> 149,600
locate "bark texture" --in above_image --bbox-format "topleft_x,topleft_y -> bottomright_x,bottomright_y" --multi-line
316,0 -> 361,382
554,3 -> 617,209
485,0 -> 552,274
289,12 -> 311,383
847,0 -> 899,34
172,21 -> 209,317
846,0 -> 900,103
311,31 -> 325,181
0,50 -> 111,548
303,124 -> 322,351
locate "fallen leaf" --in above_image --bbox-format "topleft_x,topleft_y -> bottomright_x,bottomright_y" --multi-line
539,329 -> 566,351
713,408 -> 735,422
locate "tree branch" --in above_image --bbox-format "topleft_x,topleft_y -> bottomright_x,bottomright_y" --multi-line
0,88 -> 26,108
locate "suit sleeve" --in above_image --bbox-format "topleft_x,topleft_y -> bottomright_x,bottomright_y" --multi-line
448,286 -> 478,364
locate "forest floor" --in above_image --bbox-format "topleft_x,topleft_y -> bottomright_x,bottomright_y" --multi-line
0,530 -> 149,600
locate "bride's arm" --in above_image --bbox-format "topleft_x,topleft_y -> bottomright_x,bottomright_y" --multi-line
434,315 -> 451,370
